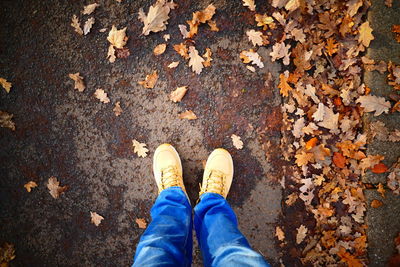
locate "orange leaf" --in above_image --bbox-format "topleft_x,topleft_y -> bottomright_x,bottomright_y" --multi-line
305,137 -> 318,150
333,152 -> 346,168
278,73 -> 292,97
371,163 -> 387,173
370,199 -> 383,208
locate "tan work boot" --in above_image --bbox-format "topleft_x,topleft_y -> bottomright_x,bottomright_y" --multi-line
153,144 -> 186,194
199,148 -> 234,198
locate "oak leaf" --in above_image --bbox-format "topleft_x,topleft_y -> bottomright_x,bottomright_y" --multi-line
356,95 -> 391,116
333,152 -> 346,168
231,134 -> 244,150
186,4 -> 216,38
82,3 -> 99,15
377,183 -> 386,198
242,0 -> 256,11
178,24 -> 189,38
94,89 -> 110,103
202,48 -> 212,67
275,226 -> 285,241
0,78 -> 12,93
0,111 -> 15,131
107,45 -> 116,63
278,72 -> 292,97
179,110 -> 197,120
138,0 -> 177,35
132,140 -> 149,158
173,43 -> 189,59
24,181 -> 38,192
270,42 -> 291,65
246,30 -> 264,46
240,49 -> 264,68
170,86 -> 188,102
136,218 -> 147,229
90,211 -> 104,226
68,73 -> 85,92
83,17 -> 95,35
285,0 -> 300,12
71,15 -> 83,35
295,151 -> 314,166
47,176 -> 68,199
208,20 -> 219,31
154,43 -> 167,55
326,38 -> 339,56
138,71 -> 158,89
188,46 -> 204,74
107,25 -> 127,49
296,224 -> 308,244
113,101 -> 123,116
254,14 -> 274,30
358,21 -> 374,47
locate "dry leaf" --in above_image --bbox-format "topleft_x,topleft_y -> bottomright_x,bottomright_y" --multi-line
371,163 -> 388,173
358,21 -> 374,47
179,110 -> 197,120
138,0 -> 177,35
107,25 -> 127,49
356,95 -> 391,116
188,46 -> 204,74
94,89 -> 110,103
0,242 -> 15,264
90,211 -> 104,226
240,49 -> 264,68
178,24 -> 189,38
242,0 -> 256,11
255,13 -> 274,30
202,48 -> 212,67
168,61 -> 179,68
138,71 -> 158,89
370,199 -> 383,208
285,0 -> 300,12
231,134 -> 244,149
377,183 -> 386,198
83,17 -> 95,35
170,86 -> 188,102
278,72 -> 292,97
71,15 -> 83,35
173,43 -> 189,59
107,45 -> 116,63
163,34 -> 170,41
82,3 -> 99,15
270,42 -> 291,65
246,29 -> 264,46
0,111 -> 15,131
246,65 -> 256,72
113,101 -> 123,116
136,218 -> 147,229
296,224 -> 308,244
47,176 -> 67,199
208,20 -> 219,31
276,226 -> 285,241
186,4 -> 216,38
132,139 -> 149,158
333,152 -> 346,168
0,78 -> 12,93
24,181 -> 38,192
295,151 -> 314,166
68,73 -> 85,92
154,43 -> 167,55
325,37 -> 339,56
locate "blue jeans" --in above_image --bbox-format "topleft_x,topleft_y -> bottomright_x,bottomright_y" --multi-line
133,187 -> 270,267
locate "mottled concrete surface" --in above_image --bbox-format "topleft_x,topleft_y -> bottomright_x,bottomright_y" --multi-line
364,1 -> 400,266
0,0 -> 282,266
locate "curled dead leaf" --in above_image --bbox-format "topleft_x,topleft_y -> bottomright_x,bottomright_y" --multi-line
90,211 -> 104,226
138,71 -> 158,89
24,181 -> 38,192
47,176 -> 68,199
179,110 -> 197,120
68,73 -> 85,92
136,218 -> 147,229
154,43 -> 167,56
170,86 -> 188,103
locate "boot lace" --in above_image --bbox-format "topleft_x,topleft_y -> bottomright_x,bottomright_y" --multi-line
199,170 -> 226,197
160,166 -> 182,192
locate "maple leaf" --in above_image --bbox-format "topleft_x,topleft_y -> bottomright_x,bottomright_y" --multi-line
132,140 -> 149,158
168,61 -> 180,68
113,101 -> 123,116
90,211 -> 104,226
275,226 -> 285,241
0,111 -> 15,131
136,218 -> 147,229
278,72 -> 292,97
255,14 -> 274,30
356,95 -> 391,116
296,224 -> 308,244
82,3 -> 99,15
170,86 -> 188,103
71,15 -> 83,35
240,49 -> 264,68
231,134 -> 244,149
270,42 -> 291,65
138,0 -> 177,36
154,43 -> 167,56
0,78 -> 12,93
242,0 -> 256,11
94,89 -> 110,103
186,4 -> 216,38
202,48 -> 212,67
138,71 -> 158,89
179,110 -> 197,120
358,21 -> 374,47
246,30 -> 264,46
83,17 -> 95,35
47,176 -> 68,199
68,73 -> 85,92
188,46 -> 204,74
107,25 -> 127,49
173,43 -> 189,59
24,181 -> 38,192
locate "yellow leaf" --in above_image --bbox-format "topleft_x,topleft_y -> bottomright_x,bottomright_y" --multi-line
24,181 -> 38,192
107,25 -> 127,49
0,78 -> 12,93
153,43 -> 167,56
358,21 -> 374,47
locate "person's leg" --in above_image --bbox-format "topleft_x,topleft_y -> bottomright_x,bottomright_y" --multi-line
194,148 -> 270,267
133,144 -> 192,267
133,187 -> 192,267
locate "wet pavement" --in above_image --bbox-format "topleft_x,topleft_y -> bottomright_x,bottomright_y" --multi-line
0,0 -> 282,266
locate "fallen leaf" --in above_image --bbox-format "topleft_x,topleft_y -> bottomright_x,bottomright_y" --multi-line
82,3 -> 99,15
154,43 -> 167,55
68,73 -> 85,92
178,24 -> 189,38
107,45 -> 116,63
255,13 -> 274,30
113,101 -> 123,116
168,61 -> 180,68
370,199 -> 383,208
246,65 -> 256,72
170,86 -> 188,102
371,163 -> 388,174
326,37 -> 339,56
278,72 -> 292,97
231,134 -> 244,149
24,181 -> 38,192
305,137 -> 318,150
295,151 -> 314,166
90,211 -> 104,226
202,48 -> 212,67
0,78 -> 12,93
240,49 -> 264,68
83,17 -> 95,35
285,0 -> 300,12
71,15 -> 83,35
132,139 -> 149,158
163,34 -> 170,41
188,46 -> 204,74
94,89 -> 110,103
138,0 -> 177,35
296,224 -> 308,244
186,4 -> 216,38
0,111 -> 15,131
275,226 -> 285,241
358,21 -> 374,47
179,110 -> 197,120
377,183 -> 385,198
242,0 -> 256,11
356,95 -> 391,116
246,29 -> 264,46
270,42 -> 291,65
0,242 -> 15,264
47,176 -> 68,199
136,218 -> 147,229
138,71 -> 158,89
107,25 -> 127,49
173,43 -> 189,59
208,20 -> 219,31
333,152 -> 346,168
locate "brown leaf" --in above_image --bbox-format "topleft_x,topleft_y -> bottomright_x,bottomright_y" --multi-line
278,73 -> 292,97
167,61 -> 180,68
246,30 -> 264,46
153,43 -> 167,56
170,86 -> 188,103
136,218 -> 147,229
24,181 -> 38,192
138,0 -> 177,35
377,183 -> 386,198
71,15 -> 83,35
90,211 -> 104,226
113,101 -> 123,116
202,48 -> 212,67
0,111 -> 16,131
275,226 -> 285,241
296,224 -> 307,244
138,71 -> 158,89
242,0 -> 256,11
186,4 -> 216,38
83,17 -> 95,35
173,43 -> 189,59
94,89 -> 110,103
207,20 -> 219,31
47,176 -> 68,199
358,21 -> 374,47
188,46 -> 204,74
179,110 -> 197,120
69,73 -> 85,92
82,3 -> 99,15
325,38 -> 339,56
370,199 -> 383,208
0,78 -> 12,93
107,25 -> 127,49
